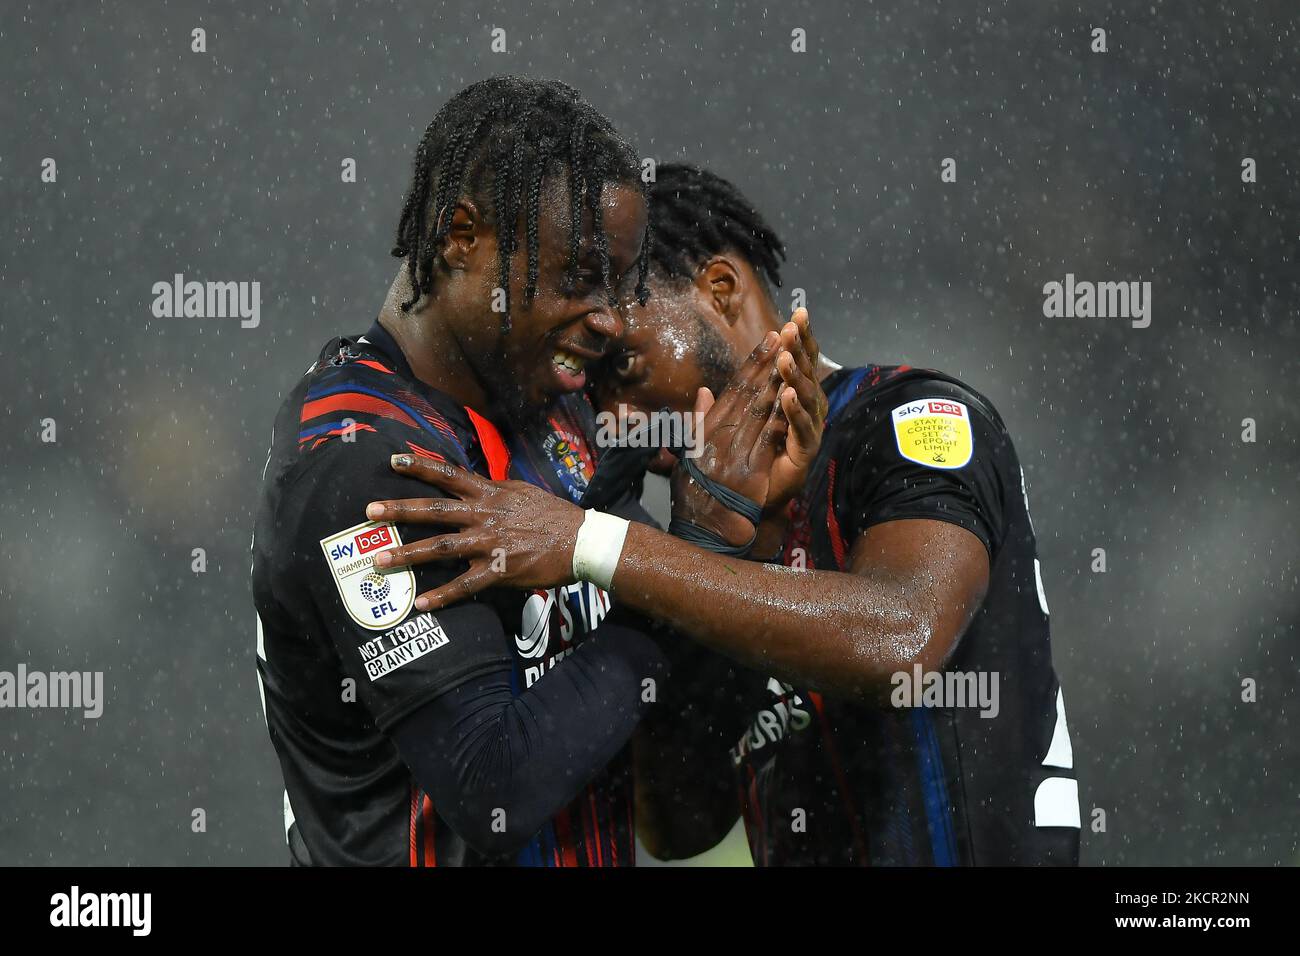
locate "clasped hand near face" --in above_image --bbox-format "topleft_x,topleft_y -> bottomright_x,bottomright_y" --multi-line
366,309 -> 827,610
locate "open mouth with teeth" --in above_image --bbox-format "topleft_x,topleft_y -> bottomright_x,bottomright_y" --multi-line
549,348 -> 589,392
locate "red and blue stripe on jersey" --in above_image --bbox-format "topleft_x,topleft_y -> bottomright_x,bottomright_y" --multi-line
296,349 -> 472,469
738,364 -> 966,867
300,333 -> 633,867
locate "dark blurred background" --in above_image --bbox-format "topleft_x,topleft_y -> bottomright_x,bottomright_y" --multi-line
2,0 -> 1296,865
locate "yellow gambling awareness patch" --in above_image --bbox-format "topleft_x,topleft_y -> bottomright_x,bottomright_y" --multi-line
891,398 -> 974,469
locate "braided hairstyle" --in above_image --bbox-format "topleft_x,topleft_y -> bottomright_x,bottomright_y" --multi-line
646,163 -> 786,300
391,76 -> 651,331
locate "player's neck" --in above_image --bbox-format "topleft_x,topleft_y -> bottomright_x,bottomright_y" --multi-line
376,272 -> 492,412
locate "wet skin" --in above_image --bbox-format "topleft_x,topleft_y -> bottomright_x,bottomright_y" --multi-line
379,178 -> 648,428
370,255 -> 991,857
370,306 -> 990,697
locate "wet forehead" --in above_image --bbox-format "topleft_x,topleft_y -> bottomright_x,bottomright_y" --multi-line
621,281 -> 696,360
536,178 -> 645,270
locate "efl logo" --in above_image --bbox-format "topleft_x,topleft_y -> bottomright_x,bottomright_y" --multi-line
355,526 -> 393,555
319,521 -> 416,631
928,401 -> 962,417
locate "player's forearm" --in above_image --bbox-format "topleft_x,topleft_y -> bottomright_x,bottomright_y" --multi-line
610,523 -> 940,698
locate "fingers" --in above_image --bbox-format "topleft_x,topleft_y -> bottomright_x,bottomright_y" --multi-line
366,497 -> 480,527
414,563 -> 499,611
735,329 -> 782,379
781,383 -> 819,454
730,358 -> 783,455
751,392 -> 790,470
791,307 -> 819,367
777,349 -> 823,423
373,531 -> 491,570
780,321 -> 817,385
694,386 -> 715,419
387,455 -> 486,499
779,310 -> 828,423
705,330 -> 780,427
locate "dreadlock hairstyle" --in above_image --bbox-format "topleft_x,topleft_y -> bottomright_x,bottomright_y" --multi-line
646,163 -> 786,301
391,76 -> 651,331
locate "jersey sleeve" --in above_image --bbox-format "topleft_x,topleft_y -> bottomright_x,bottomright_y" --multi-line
272,426 -> 511,730
844,380 -> 1009,558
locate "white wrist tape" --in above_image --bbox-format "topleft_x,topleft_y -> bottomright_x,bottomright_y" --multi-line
571,509 -> 630,591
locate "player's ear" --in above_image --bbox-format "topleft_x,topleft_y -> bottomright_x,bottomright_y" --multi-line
696,256 -> 744,326
438,200 -> 483,272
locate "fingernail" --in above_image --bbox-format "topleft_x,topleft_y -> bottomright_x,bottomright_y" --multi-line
415,596 -> 429,611
392,454 -> 413,468
366,502 -> 384,519
372,551 -> 391,567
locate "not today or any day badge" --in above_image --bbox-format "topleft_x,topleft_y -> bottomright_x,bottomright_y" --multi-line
319,520 -> 416,630
891,398 -> 974,470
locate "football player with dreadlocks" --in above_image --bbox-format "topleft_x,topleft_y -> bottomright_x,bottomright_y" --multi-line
368,163 -> 1081,866
252,76 -> 666,867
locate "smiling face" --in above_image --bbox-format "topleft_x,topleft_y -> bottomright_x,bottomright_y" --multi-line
443,177 -> 648,428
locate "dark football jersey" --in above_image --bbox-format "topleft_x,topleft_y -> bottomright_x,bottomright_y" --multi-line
252,321 -> 637,867
731,366 -> 1080,866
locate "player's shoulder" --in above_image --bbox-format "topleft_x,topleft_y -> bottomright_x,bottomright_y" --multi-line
266,336 -> 478,539
294,335 -> 474,469
827,364 -> 1007,434
823,364 -> 1014,474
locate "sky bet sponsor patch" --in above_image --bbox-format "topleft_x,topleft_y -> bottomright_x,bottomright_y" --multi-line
320,520 -> 416,630
891,398 -> 974,469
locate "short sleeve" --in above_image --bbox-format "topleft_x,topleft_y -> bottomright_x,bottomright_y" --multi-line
273,429 -> 512,730
844,381 -> 1008,558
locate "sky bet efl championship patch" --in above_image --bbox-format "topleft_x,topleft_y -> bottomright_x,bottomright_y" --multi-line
891,398 -> 974,470
320,521 -> 416,631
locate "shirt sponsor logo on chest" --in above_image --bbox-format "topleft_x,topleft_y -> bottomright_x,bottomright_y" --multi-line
515,582 -> 611,687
